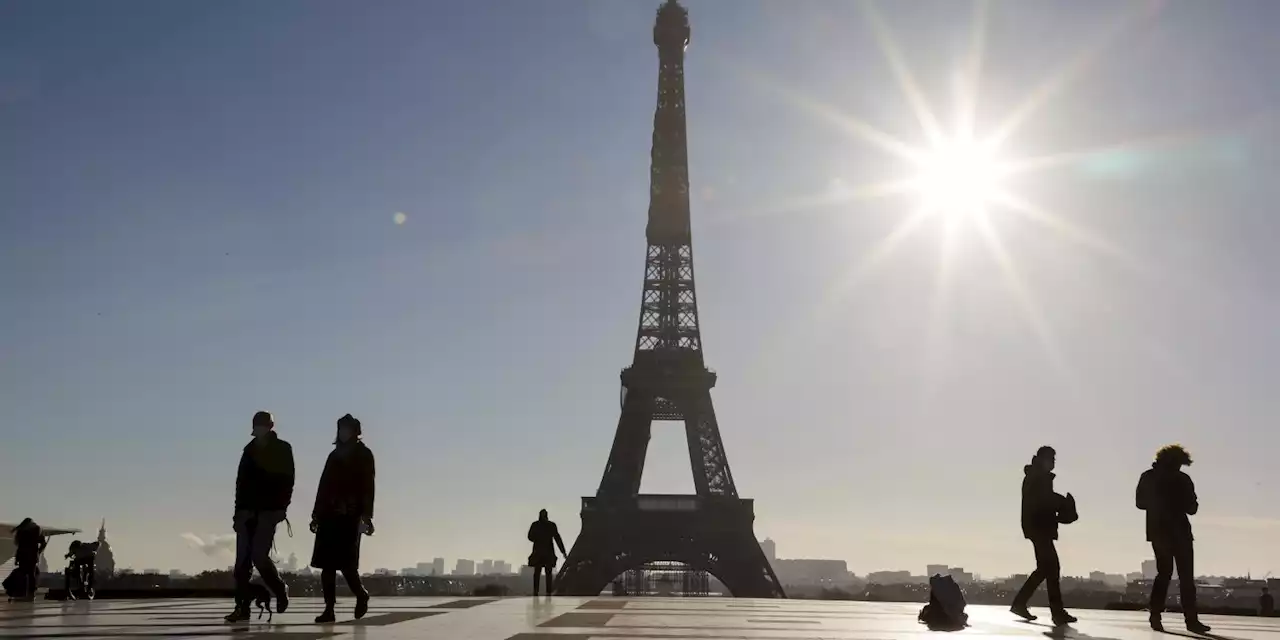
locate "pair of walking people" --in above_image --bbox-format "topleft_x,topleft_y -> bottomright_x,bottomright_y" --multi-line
225,411 -> 376,624
1009,444 -> 1209,634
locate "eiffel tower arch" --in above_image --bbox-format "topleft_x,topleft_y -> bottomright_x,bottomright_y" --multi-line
554,0 -> 784,599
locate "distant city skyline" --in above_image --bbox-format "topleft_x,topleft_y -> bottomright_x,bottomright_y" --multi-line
3,0 -> 1280,580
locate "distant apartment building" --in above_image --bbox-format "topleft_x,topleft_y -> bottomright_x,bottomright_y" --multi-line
948,567 -> 973,584
927,564 -> 948,578
866,570 -> 913,585
1142,559 -> 1158,580
432,557 -> 446,576
494,560 -> 512,575
479,560 -> 494,575
770,558 -> 850,585
760,538 -> 776,562
454,559 -> 475,576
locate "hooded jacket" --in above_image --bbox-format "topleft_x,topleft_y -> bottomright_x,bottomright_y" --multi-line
1136,462 -> 1197,543
1021,464 -> 1059,540
234,432 -> 295,512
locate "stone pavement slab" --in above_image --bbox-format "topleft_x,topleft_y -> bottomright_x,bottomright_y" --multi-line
3,596 -> 1279,639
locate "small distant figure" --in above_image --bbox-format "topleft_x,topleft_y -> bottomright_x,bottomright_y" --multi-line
310,413 -> 375,624
225,411 -> 295,623
1137,444 -> 1209,634
63,540 -> 101,600
4,519 -> 46,601
527,509 -> 566,596
1261,587 -> 1274,617
1010,446 -> 1077,626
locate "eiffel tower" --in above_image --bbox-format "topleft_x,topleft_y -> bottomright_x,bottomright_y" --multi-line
554,0 -> 785,599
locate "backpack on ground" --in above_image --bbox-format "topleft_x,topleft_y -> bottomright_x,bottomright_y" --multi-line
918,573 -> 968,630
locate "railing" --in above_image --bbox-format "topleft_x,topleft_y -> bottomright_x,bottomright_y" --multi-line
581,494 -> 753,514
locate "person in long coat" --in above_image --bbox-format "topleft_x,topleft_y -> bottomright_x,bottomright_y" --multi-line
309,414 -> 375,623
527,509 -> 566,596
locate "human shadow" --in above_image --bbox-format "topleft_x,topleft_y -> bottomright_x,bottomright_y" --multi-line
1018,620 -> 1123,640
1159,631 -> 1243,640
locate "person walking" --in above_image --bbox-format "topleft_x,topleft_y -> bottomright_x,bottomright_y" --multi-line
1137,444 -> 1209,634
527,509 -> 566,596
1010,446 -> 1077,625
225,411 -> 294,623
310,413 -> 375,624
7,519 -> 46,601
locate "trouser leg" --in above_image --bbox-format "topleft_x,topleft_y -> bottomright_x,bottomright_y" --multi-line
1150,541 -> 1174,615
321,569 -> 337,607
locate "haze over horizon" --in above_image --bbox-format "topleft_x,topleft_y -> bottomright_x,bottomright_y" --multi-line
3,0 -> 1280,579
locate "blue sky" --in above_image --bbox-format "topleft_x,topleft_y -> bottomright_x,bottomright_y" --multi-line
3,0 -> 1280,578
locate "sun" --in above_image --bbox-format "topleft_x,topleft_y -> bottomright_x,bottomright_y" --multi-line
916,137 -> 1003,217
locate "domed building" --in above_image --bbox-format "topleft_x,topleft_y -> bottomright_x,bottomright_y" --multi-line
95,519 -> 115,577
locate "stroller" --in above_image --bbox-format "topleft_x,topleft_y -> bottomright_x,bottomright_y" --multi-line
63,540 -> 99,601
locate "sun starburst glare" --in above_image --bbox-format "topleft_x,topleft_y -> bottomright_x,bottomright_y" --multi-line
914,137 -> 1002,218
736,0 -> 1175,381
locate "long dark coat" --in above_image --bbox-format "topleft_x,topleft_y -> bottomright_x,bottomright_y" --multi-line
310,441 -> 375,570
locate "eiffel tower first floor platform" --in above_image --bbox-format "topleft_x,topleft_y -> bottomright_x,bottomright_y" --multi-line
554,494 -> 786,598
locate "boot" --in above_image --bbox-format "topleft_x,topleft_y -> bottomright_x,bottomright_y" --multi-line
224,604 -> 251,623
314,607 -> 336,624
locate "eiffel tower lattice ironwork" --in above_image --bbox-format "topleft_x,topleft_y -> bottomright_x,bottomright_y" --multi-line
554,0 -> 785,599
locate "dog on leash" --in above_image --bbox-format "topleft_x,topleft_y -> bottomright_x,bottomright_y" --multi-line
245,583 -> 273,622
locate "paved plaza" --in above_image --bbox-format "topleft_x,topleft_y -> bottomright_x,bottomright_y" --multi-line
3,596 -> 1279,639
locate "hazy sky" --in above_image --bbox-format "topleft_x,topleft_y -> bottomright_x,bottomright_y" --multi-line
3,0 -> 1280,579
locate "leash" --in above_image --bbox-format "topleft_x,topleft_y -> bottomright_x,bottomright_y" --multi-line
270,518 -> 294,557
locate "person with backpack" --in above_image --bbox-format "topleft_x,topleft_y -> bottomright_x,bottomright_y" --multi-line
1010,446 -> 1077,625
1137,444 -> 1210,634
225,411 -> 294,623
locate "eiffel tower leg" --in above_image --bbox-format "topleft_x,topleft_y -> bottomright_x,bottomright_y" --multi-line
683,390 -> 737,497
597,390 -> 654,499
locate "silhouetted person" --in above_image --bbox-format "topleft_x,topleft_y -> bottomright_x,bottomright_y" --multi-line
310,413 -> 375,624
226,411 -> 294,623
1010,446 -> 1077,625
1261,587 -> 1274,617
527,509 -> 566,596
7,519 -> 46,601
1137,444 -> 1209,634
63,540 -> 100,599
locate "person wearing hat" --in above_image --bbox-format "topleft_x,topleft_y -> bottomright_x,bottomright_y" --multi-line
225,411 -> 294,623
310,413 -> 376,623
1137,444 -> 1209,634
